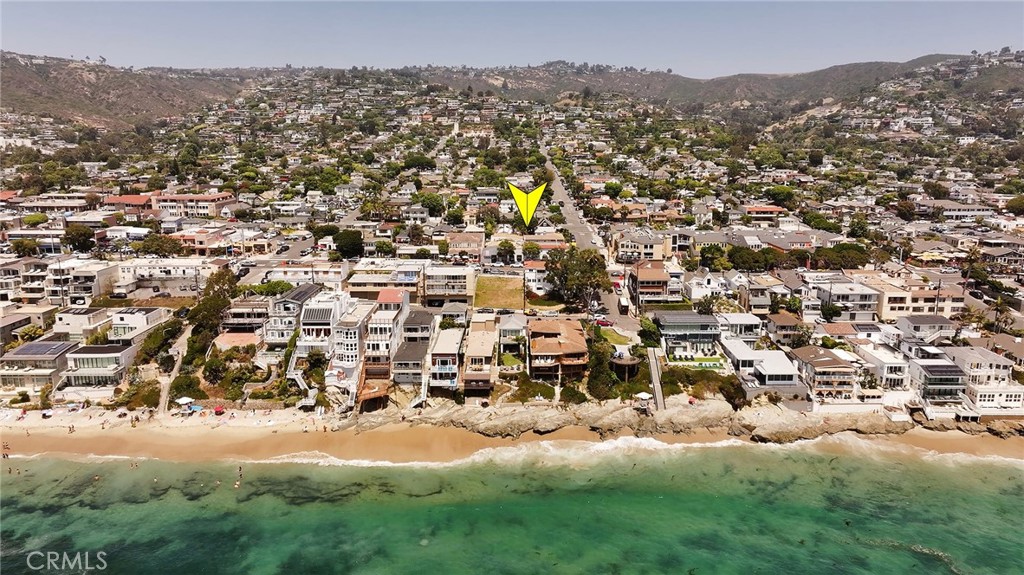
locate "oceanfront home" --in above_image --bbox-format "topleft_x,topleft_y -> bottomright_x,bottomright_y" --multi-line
652,311 -> 720,358
527,318 -> 588,383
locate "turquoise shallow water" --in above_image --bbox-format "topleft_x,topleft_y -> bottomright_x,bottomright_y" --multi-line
1,436 -> 1021,575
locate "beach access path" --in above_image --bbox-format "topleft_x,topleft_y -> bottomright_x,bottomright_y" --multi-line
158,324 -> 193,414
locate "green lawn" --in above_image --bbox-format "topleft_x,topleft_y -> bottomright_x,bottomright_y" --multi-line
501,353 -> 523,366
601,330 -> 631,345
527,296 -> 562,308
475,276 -> 525,309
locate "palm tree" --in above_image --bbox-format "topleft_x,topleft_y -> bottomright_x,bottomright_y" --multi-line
988,298 -> 1013,334
954,304 -> 986,327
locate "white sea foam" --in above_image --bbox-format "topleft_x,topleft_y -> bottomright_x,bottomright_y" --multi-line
15,434 -> 1022,469
225,436 -> 751,469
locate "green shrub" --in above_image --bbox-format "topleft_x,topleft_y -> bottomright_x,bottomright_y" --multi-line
560,385 -> 588,404
9,391 -> 30,405
170,375 -> 207,401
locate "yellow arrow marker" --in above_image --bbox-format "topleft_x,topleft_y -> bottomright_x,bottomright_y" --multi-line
508,182 -> 546,226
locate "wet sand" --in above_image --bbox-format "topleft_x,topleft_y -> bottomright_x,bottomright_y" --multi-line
4,421 -> 1021,464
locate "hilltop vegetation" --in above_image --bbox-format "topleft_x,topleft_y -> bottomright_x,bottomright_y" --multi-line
0,52 -> 247,129
421,55 -> 961,105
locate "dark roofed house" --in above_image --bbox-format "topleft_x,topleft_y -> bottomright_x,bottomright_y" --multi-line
653,311 -> 720,357
62,344 -> 136,390
266,284 -> 323,347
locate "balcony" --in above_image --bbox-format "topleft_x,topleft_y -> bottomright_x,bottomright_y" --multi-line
432,364 -> 457,374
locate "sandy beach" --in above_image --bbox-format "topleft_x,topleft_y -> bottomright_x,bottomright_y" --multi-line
2,406 -> 1021,463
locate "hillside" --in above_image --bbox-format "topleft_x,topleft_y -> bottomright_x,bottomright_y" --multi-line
424,55 -> 961,105
0,52 -> 247,129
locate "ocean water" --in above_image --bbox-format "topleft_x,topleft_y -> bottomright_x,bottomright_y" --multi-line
1,437 -> 1021,575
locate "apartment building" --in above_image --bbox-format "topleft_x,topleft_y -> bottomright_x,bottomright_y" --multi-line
45,259 -> 119,305
152,191 -> 235,218
614,230 -> 669,263
817,282 -> 879,322
423,265 -> 474,306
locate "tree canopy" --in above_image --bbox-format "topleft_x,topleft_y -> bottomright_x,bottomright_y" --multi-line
544,247 -> 612,309
62,224 -> 96,252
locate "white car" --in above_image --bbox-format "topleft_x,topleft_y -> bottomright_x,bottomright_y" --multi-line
592,314 -> 607,321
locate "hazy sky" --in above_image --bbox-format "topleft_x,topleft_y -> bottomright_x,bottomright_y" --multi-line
2,1 -> 1022,78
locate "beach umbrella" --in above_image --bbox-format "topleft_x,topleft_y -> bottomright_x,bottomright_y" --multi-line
176,397 -> 195,405
635,392 -> 653,400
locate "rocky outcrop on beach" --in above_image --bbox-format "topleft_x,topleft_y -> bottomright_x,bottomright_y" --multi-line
912,412 -> 1024,438
737,405 -> 914,443
395,396 -> 736,439
356,395 -> 1020,444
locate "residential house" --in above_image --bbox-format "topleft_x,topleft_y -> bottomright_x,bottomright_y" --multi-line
527,319 -> 588,382
908,357 -> 967,415
52,308 -> 112,343
0,341 -> 78,393
896,315 -> 956,344
719,338 -> 803,398
791,346 -> 859,401
60,344 -> 136,390
652,311 -> 720,357
852,341 -> 909,389
429,328 -> 464,390
715,313 -> 762,344
359,289 -> 411,402
766,312 -> 804,346
498,313 -> 528,355
817,282 -> 878,322
108,307 -> 170,346
264,284 -> 322,348
462,312 -> 498,395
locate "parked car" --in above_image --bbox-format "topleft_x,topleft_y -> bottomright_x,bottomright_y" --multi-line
156,292 -> 171,298
476,308 -> 494,314
968,290 -> 985,300
596,319 -> 614,327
